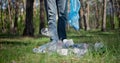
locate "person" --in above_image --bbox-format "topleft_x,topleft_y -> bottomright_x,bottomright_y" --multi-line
44,0 -> 68,42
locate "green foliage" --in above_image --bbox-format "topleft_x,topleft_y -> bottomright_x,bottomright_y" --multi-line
17,15 -> 25,34
106,15 -> 119,30
114,15 -> 119,29
33,9 -> 40,35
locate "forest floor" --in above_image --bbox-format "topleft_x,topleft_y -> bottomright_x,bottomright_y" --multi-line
0,29 -> 120,63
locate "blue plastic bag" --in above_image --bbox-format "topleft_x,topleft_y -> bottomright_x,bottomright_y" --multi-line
68,0 -> 80,30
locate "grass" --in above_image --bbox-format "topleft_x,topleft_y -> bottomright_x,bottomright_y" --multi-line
0,29 -> 120,63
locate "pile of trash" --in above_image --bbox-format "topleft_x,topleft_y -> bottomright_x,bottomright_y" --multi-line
33,39 -> 105,57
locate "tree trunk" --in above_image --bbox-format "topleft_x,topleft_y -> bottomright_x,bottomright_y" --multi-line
84,2 -> 90,31
79,0 -> 85,29
117,0 -> 120,29
14,0 -> 19,33
83,14 -> 87,30
118,13 -> 120,29
95,3 -> 100,29
110,0 -> 115,30
118,8 -> 120,30
118,5 -> 120,29
39,0 -> 45,34
80,0 -> 90,31
1,1 -> 5,32
80,8 -> 84,29
33,0 -> 37,16
22,0 -> 26,15
8,0 -> 14,33
86,2 -> 90,30
101,0 -> 107,31
23,0 -> 34,36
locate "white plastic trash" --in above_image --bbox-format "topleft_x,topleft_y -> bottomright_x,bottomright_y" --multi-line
94,42 -> 104,51
63,39 -> 74,47
57,49 -> 68,56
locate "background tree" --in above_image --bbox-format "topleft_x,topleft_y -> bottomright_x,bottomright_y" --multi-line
0,0 -> 4,32
95,0 -> 100,29
79,0 -> 84,29
14,0 -> 19,33
101,0 -> 107,31
39,0 -> 45,34
80,0 -> 90,31
85,1 -> 90,31
0,0 -> 120,35
23,0 -> 34,36
109,0 -> 115,30
8,0 -> 14,33
116,0 -> 120,29
83,1 -> 90,31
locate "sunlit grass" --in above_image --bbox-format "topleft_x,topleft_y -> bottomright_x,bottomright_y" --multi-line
0,30 -> 120,63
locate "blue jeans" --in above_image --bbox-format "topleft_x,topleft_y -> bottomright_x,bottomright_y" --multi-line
45,0 -> 68,41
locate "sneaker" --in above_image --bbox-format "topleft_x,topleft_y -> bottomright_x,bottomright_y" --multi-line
63,39 -> 74,48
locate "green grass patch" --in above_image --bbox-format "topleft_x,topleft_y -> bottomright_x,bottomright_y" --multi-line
0,30 -> 120,63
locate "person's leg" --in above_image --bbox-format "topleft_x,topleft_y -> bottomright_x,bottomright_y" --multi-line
44,0 -> 58,42
57,0 -> 68,40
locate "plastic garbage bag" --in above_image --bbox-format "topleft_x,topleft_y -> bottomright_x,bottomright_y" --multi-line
33,40 -> 106,57
33,40 -> 64,53
68,0 -> 81,30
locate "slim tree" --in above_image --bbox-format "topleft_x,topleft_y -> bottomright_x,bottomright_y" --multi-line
117,0 -> 120,29
80,0 -> 90,31
101,0 -> 107,31
0,0 -> 4,32
14,0 -> 19,33
80,7 -> 84,29
83,1 -> 90,31
23,0 -> 34,36
39,0 -> 45,34
110,0 -> 115,30
8,0 -> 14,32
95,1 -> 100,29
79,0 -> 85,29
86,2 -> 90,30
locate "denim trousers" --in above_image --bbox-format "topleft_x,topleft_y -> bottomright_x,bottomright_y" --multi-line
44,0 -> 68,41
